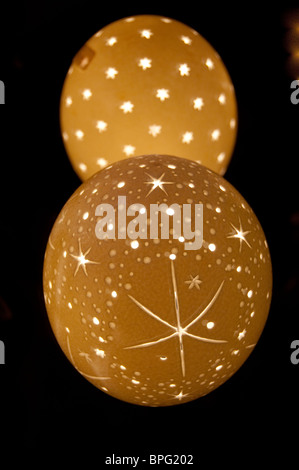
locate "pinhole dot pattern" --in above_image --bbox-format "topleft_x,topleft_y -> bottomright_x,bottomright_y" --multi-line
43,154 -> 272,407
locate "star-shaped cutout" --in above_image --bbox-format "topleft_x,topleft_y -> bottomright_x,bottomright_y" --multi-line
138,58 -> 152,70
182,131 -> 193,144
105,67 -> 118,79
120,101 -> 134,113
70,239 -> 99,276
97,158 -> 108,168
125,260 -> 226,377
156,88 -> 169,101
185,274 -> 202,290
79,351 -> 92,364
205,58 -> 215,70
193,97 -> 204,110
218,93 -> 226,104
65,96 -> 72,107
123,145 -> 135,156
227,218 -> 252,252
211,129 -> 221,141
172,390 -> 191,401
140,29 -> 153,39
105,37 -> 117,46
238,329 -> 246,341
144,172 -> 174,197
148,124 -> 161,137
82,89 -> 92,100
96,120 -> 107,133
178,63 -> 190,76
180,35 -> 192,45
75,129 -> 84,140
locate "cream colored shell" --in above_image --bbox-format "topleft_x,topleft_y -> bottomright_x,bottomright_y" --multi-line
60,15 -> 237,180
43,155 -> 272,406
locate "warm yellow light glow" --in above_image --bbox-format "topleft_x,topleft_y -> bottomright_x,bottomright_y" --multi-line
218,93 -> 226,104
182,131 -> 194,144
97,158 -> 108,168
106,36 -> 117,46
44,154 -> 272,407
205,58 -> 215,70
181,35 -> 192,45
75,129 -> 84,140
123,145 -> 135,156
166,208 -> 175,215
138,57 -> 152,70
140,29 -> 153,39
211,129 -> 221,141
96,120 -> 108,132
60,15 -> 238,180
131,240 -> 139,249
148,124 -> 161,137
82,88 -> 92,100
156,88 -> 170,101
120,101 -> 134,113
105,67 -> 118,79
193,97 -> 204,110
178,63 -> 190,76
95,349 -> 105,358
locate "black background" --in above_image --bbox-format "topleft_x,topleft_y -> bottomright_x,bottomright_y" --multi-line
0,1 -> 298,464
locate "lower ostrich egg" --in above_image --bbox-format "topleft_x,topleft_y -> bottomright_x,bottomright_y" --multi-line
43,154 -> 272,406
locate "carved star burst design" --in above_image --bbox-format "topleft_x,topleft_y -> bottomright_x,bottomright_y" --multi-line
125,260 -> 226,377
66,330 -> 110,381
227,218 -> 252,252
173,390 -> 191,401
144,172 -> 174,197
70,239 -> 100,276
79,351 -> 92,364
185,274 -> 202,290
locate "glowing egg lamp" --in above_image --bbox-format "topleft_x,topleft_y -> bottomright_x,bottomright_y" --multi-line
43,154 -> 272,406
60,15 -> 238,181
